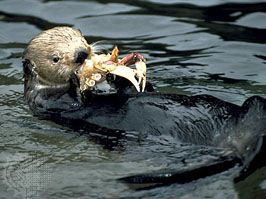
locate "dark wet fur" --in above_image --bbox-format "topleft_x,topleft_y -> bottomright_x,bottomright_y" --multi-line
24,61 -> 266,187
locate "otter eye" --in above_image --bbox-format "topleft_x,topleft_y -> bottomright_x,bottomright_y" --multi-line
75,50 -> 88,65
53,56 -> 60,63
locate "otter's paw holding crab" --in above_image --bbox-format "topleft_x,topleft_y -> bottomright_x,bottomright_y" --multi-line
74,46 -> 147,96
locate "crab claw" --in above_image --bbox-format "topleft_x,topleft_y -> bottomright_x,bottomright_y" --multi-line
110,66 -> 141,92
110,52 -> 147,92
109,60 -> 147,92
135,61 -> 146,92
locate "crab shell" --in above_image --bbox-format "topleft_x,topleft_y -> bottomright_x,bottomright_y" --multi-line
75,47 -> 147,92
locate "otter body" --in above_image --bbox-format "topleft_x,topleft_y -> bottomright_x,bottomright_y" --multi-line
23,27 -> 266,184
24,63 -> 266,150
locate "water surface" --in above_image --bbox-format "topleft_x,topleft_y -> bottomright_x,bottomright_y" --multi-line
0,0 -> 266,198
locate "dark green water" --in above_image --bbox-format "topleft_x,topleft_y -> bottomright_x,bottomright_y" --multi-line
0,0 -> 266,198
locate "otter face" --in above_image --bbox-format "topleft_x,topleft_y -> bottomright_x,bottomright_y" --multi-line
23,27 -> 92,85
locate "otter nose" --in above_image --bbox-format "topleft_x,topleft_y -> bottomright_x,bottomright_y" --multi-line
75,48 -> 88,65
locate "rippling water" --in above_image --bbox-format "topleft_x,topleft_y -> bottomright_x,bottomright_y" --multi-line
0,0 -> 266,198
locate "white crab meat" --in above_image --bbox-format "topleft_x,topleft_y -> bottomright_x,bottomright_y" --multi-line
77,49 -> 147,92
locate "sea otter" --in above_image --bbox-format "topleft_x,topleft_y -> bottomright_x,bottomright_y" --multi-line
23,27 -> 266,186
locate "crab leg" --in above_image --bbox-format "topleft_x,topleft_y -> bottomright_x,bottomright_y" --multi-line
120,52 -> 145,66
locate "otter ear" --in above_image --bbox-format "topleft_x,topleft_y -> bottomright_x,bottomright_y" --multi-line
23,59 -> 31,75
22,59 -> 36,77
76,28 -> 82,35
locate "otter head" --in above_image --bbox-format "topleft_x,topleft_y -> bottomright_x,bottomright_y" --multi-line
23,27 -> 151,106
23,26 -> 92,86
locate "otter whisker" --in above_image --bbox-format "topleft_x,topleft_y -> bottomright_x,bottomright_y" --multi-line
90,40 -> 111,54
57,65 -> 72,78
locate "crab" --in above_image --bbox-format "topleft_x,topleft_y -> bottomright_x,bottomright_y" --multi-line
75,46 -> 147,92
